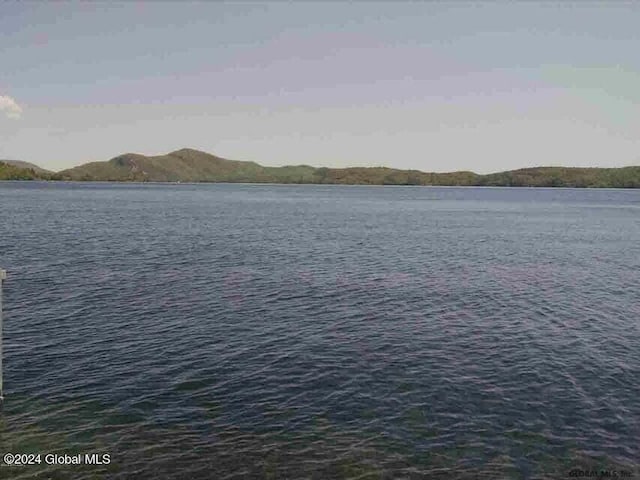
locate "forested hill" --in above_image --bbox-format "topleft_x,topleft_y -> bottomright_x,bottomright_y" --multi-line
1,159 -> 52,174
0,161 -> 49,180
2,149 -> 640,187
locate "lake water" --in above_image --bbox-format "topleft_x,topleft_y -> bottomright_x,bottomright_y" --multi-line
0,182 -> 639,479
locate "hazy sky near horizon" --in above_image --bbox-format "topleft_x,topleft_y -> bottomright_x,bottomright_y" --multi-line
1,1 -> 640,172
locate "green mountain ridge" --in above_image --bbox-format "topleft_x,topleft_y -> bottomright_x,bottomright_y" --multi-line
1,148 -> 640,187
1,159 -> 53,173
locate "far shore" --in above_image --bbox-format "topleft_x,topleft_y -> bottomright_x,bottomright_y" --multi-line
1,178 -> 639,190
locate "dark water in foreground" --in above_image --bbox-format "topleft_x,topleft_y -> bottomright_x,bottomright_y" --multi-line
0,182 -> 639,479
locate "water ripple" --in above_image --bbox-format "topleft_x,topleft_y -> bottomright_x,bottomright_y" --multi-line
1,183 -> 639,479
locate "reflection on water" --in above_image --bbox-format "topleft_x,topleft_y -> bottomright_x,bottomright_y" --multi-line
0,182 -> 639,479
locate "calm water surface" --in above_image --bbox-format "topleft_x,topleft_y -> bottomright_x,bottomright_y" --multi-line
0,182 -> 639,479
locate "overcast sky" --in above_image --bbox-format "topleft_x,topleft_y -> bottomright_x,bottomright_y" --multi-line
1,1 -> 639,172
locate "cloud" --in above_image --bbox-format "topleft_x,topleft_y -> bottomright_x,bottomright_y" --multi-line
0,95 -> 23,119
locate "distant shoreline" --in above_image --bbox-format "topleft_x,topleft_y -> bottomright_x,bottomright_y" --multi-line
2,149 -> 640,188
1,179 -> 639,190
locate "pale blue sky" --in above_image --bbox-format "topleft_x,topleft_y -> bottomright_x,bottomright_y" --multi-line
1,1 -> 639,172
